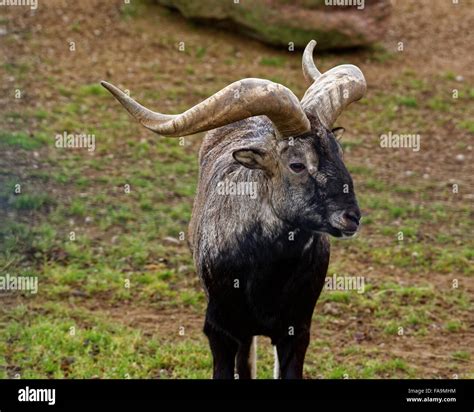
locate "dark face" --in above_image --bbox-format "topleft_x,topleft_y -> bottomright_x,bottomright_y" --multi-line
233,127 -> 361,238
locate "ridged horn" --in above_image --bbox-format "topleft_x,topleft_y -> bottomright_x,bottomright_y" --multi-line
101,79 -> 310,138
302,40 -> 321,85
301,40 -> 367,130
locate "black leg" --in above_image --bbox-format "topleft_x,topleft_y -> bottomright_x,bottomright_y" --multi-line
235,337 -> 254,379
204,320 -> 238,379
276,328 -> 310,379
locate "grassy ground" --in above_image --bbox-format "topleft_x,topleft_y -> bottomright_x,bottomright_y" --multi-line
0,0 -> 472,379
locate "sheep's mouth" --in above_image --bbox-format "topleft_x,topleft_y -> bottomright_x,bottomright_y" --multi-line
325,225 -> 359,239
327,210 -> 360,238
340,229 -> 358,238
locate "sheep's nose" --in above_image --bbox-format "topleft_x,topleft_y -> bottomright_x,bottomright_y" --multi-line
343,209 -> 361,226
342,208 -> 361,233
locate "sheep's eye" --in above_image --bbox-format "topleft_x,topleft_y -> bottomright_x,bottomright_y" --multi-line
289,163 -> 306,173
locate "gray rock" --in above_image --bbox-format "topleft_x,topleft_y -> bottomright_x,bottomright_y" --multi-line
156,0 -> 392,50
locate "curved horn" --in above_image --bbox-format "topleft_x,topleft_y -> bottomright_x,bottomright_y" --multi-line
101,79 -> 310,138
301,40 -> 367,130
302,40 -> 321,85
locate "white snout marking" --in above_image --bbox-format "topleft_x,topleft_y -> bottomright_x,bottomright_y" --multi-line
329,210 -> 360,238
328,210 -> 348,230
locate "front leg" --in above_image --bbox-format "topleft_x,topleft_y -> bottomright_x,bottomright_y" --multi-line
275,328 -> 310,379
235,336 -> 257,379
204,320 -> 238,379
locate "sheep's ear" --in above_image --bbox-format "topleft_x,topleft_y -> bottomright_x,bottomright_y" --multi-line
233,148 -> 269,170
332,127 -> 345,141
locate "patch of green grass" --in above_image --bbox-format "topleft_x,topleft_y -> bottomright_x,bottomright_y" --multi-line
364,178 -> 385,192
409,78 -> 427,90
0,303 -> 212,378
0,131 -> 48,150
387,205 -> 405,219
120,0 -> 145,19
70,22 -> 81,33
382,321 -> 400,335
444,320 -> 464,333
0,221 -> 33,254
2,62 -> 29,76
5,112 -> 26,122
9,193 -> 52,211
377,310 -> 429,335
305,342 -> 414,378
58,85 -> 73,97
392,184 -> 416,195
340,139 -> 363,152
427,97 -> 449,112
458,120 -> 474,133
152,340 -> 212,378
33,109 -> 49,120
75,176 -> 90,187
443,71 -> 457,81
267,76 -> 286,85
30,223 -> 57,254
163,86 -> 189,100
378,223 -> 418,240
432,246 -> 473,275
77,84 -> 108,97
259,56 -> 286,67
60,102 -> 83,115
127,176 -> 153,189
173,181 -> 196,197
142,278 -> 176,301
327,365 -> 350,379
195,46 -> 206,59
397,96 -> 418,108
369,46 -> 395,63
451,351 -> 470,361
348,164 -> 373,176
398,226 -> 418,239
58,265 -> 89,283
69,199 -> 87,217
363,358 -> 409,376
140,199 -> 153,211
320,290 -> 350,304
179,289 -> 205,308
